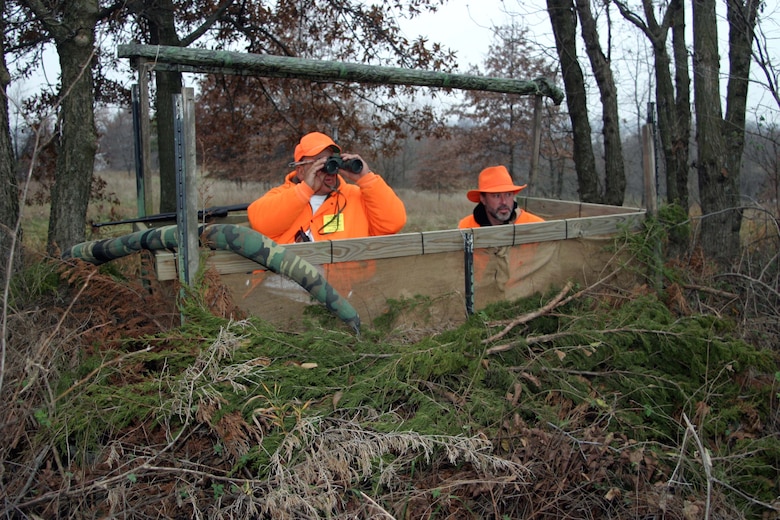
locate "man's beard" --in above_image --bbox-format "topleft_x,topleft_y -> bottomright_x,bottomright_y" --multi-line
492,207 -> 512,221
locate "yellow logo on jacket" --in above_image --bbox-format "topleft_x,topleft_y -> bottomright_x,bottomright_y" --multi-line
321,214 -> 345,234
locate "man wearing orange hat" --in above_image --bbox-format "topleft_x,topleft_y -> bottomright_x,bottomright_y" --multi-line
248,132 -> 407,243
458,165 -> 544,228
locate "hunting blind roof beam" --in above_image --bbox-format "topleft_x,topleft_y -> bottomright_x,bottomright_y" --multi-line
116,43 -> 565,105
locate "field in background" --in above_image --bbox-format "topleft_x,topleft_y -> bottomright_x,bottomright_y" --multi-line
21,171 -> 778,255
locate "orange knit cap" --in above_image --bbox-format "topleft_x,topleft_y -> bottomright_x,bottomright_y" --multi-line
294,132 -> 342,162
466,165 -> 527,203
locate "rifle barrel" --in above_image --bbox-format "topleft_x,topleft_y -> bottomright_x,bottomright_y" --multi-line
91,203 -> 250,228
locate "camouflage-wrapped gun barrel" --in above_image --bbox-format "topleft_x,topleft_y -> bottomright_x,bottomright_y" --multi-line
63,224 -> 361,333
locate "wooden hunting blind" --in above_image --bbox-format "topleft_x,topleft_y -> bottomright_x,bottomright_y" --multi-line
117,44 -> 646,329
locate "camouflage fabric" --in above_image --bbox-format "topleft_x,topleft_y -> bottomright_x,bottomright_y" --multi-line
64,225 -> 183,263
63,224 -> 361,333
201,224 -> 360,332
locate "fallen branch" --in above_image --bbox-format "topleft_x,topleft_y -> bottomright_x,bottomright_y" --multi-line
482,281 -> 573,344
55,345 -> 153,403
714,272 -> 780,300
486,331 -> 569,355
683,283 -> 740,300
482,261 -> 631,346
682,413 -> 713,519
359,491 -> 397,519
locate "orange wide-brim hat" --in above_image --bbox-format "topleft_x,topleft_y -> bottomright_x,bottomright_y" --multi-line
294,132 -> 342,161
466,165 -> 527,202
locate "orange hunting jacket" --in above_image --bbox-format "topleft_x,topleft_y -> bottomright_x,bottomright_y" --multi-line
458,203 -> 545,297
248,171 -> 407,244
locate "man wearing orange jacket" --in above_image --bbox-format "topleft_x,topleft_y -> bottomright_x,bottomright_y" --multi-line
458,165 -> 545,306
248,132 -> 407,243
458,165 -> 544,228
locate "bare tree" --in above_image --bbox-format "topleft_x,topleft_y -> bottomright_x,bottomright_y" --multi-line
546,0 -> 601,203
751,6 -> 780,110
614,0 -> 691,211
448,22 -> 566,194
575,0 -> 625,206
15,0 -> 101,255
745,118 -> 779,214
693,0 -> 758,264
97,107 -> 135,174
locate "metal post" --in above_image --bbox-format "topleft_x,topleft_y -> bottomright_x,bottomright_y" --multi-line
642,124 -> 658,217
137,60 -> 154,216
463,232 -> 475,316
173,94 -> 190,286
131,84 -> 145,217
173,88 -> 200,291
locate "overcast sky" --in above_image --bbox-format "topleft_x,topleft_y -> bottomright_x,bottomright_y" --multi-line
399,0 -> 780,126
399,0 -> 555,71
10,0 -> 779,128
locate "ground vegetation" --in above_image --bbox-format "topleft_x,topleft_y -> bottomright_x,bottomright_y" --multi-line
1,201 -> 778,519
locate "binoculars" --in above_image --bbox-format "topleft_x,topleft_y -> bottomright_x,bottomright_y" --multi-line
323,155 -> 363,174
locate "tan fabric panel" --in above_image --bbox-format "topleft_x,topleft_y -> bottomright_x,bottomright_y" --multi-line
221,236 -> 625,330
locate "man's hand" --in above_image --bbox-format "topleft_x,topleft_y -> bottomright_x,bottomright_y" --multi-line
339,153 -> 369,183
301,157 -> 329,191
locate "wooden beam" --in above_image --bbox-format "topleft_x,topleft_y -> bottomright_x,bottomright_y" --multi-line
117,44 -> 565,105
151,202 -> 646,281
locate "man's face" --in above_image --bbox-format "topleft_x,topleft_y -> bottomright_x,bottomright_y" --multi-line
480,192 -> 516,225
297,149 -> 339,195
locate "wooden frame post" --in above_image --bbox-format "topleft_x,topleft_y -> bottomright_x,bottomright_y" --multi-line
135,59 -> 154,217
528,95 -> 543,195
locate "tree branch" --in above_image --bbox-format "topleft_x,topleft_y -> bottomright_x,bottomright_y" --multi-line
482,280 -> 573,345
180,0 -> 236,48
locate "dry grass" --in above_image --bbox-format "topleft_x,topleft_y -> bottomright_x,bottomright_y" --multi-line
394,188 -> 474,232
20,172 -> 476,247
91,172 -> 474,232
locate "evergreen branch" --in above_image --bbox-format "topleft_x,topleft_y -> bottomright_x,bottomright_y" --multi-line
487,327 -> 686,355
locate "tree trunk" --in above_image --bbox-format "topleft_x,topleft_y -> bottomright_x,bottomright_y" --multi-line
575,0 -> 625,206
693,0 -> 739,264
721,0 -> 758,235
615,0 -> 691,211
155,69 -> 182,213
145,0 -> 183,213
652,38 -> 679,203
650,0 -> 690,211
692,0 -> 756,265
45,1 -> 98,256
546,0 -> 600,203
671,0 -> 691,211
0,0 -> 22,279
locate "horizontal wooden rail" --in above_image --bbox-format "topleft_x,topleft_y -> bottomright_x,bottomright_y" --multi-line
152,199 -> 645,281
117,44 -> 565,105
